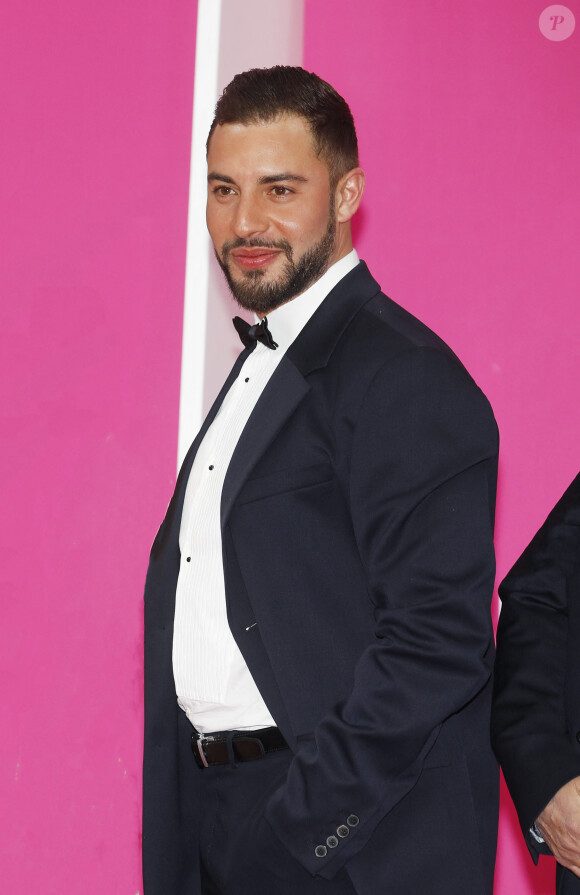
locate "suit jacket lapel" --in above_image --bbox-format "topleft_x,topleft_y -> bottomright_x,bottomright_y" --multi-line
152,346 -> 252,558
285,260 -> 381,375
221,359 -> 310,526
220,261 -> 381,529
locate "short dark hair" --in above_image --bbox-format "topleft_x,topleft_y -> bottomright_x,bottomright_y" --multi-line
207,66 -> 359,185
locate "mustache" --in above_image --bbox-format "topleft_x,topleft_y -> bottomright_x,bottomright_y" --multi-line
221,237 -> 293,263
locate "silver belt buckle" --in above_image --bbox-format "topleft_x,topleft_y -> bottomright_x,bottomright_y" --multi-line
196,734 -> 215,768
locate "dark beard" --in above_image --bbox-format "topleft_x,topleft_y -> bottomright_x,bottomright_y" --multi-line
215,213 -> 336,315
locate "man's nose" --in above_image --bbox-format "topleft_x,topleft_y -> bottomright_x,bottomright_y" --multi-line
232,196 -> 268,239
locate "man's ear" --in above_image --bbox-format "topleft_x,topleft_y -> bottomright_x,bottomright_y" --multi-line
335,168 -> 365,223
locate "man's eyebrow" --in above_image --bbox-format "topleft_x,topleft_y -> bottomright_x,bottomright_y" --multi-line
207,172 -> 308,185
207,172 -> 235,183
258,174 -> 307,185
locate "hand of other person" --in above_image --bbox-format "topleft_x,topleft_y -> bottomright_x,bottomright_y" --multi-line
537,777 -> 580,876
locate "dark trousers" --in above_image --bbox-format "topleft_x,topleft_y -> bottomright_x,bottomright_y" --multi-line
198,747 -> 357,895
557,863 -> 580,895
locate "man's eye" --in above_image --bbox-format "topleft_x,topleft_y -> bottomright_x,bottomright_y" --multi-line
271,186 -> 291,197
214,186 -> 235,197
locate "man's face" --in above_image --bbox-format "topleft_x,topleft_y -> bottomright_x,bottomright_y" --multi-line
206,116 -> 338,315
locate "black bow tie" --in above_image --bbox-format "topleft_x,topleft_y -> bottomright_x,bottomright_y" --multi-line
233,316 -> 278,350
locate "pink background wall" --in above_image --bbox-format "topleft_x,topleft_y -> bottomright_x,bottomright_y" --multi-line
304,1 -> 579,892
1,1 -> 578,893
1,2 -> 197,892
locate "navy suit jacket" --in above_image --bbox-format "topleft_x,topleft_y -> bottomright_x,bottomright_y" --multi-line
143,262 -> 499,894
492,472 -> 580,894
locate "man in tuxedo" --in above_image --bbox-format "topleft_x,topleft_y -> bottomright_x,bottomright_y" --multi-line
142,66 -> 499,894
492,471 -> 580,894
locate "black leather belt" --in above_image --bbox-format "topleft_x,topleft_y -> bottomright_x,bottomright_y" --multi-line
192,726 -> 289,769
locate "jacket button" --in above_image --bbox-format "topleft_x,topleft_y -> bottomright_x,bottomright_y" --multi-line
315,845 -> 327,858
326,835 -> 339,848
337,825 -> 349,838
347,814 -> 360,827
576,731 -> 580,744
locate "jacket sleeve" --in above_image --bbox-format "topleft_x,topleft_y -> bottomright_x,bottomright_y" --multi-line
264,346 -> 499,877
491,471 -> 580,859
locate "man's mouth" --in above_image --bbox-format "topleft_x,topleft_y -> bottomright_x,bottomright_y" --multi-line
228,247 -> 282,270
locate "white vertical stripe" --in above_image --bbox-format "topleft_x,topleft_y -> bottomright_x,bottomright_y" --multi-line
177,0 -> 222,468
178,0 -> 305,469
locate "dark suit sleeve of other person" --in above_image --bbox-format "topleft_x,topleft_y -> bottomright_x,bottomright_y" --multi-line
492,472 -> 580,860
261,342 -> 499,879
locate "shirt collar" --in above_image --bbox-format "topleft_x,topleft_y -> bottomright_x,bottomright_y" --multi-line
256,250 -> 359,354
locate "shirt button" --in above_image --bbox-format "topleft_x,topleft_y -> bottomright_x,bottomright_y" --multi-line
337,825 -> 349,838
245,377 -> 250,382
347,814 -> 360,827
186,557 -> 191,562
208,465 -> 214,470
326,835 -> 339,848
314,845 -> 327,858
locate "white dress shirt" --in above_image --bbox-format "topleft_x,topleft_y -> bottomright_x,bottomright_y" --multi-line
173,250 -> 359,734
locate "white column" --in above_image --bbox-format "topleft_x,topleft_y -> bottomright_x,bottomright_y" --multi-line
177,0 -> 305,467
177,0 -> 223,467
